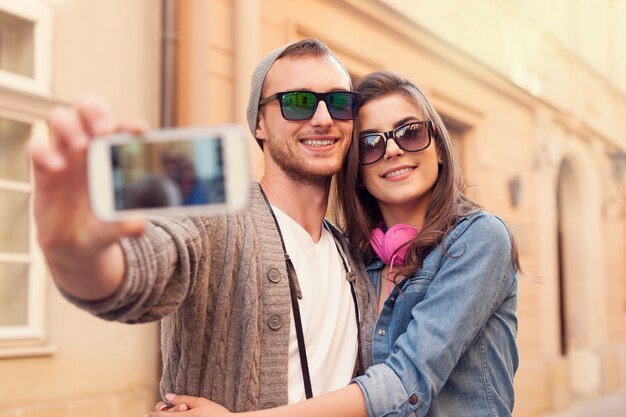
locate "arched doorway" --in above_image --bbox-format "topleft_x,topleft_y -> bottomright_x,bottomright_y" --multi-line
555,157 -> 602,395
556,159 -> 579,357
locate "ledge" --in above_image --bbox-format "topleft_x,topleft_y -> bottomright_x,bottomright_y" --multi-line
0,342 -> 57,359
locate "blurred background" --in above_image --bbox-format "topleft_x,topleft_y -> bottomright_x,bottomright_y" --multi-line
0,0 -> 624,416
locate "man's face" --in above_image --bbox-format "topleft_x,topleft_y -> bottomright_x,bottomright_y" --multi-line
256,55 -> 353,184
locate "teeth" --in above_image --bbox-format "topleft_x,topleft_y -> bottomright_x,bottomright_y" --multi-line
384,167 -> 414,178
302,139 -> 335,147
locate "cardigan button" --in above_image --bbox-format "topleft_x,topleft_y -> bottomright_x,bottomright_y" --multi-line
262,402 -> 277,409
408,394 -> 418,405
345,271 -> 357,282
268,314 -> 283,330
267,268 -> 281,283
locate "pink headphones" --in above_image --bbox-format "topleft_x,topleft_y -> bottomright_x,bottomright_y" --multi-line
370,223 -> 420,266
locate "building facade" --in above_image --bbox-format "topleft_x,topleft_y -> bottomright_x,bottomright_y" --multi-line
173,1 -> 626,416
0,1 -> 624,417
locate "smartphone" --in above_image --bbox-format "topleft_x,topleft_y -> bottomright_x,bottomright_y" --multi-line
88,125 -> 249,221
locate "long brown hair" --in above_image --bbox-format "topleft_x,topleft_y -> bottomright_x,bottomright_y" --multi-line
335,71 -> 520,277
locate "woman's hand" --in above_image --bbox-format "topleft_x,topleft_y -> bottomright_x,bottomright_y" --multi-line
147,385 -> 368,417
146,394 -> 232,417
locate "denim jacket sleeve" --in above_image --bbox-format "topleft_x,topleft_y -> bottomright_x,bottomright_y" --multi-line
353,213 -> 517,417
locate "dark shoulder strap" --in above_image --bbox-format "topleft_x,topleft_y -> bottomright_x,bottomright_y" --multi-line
323,220 -> 365,377
259,186 -> 313,399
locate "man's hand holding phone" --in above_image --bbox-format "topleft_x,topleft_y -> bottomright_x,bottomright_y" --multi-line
30,95 -> 147,301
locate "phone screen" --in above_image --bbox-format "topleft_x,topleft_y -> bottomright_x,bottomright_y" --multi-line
110,135 -> 225,210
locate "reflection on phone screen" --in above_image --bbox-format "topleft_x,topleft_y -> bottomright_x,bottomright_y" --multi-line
111,136 -> 226,210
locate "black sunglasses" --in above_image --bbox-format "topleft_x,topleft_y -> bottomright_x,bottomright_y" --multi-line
358,121 -> 434,165
259,90 -> 361,121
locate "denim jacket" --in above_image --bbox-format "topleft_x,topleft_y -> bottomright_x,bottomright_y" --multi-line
354,212 -> 518,417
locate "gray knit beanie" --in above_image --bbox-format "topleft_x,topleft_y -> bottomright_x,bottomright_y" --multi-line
246,43 -> 290,148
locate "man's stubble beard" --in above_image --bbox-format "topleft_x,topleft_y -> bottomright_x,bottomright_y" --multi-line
265,135 -> 345,186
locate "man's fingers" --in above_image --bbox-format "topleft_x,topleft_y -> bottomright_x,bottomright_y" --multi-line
154,402 -> 168,411
116,117 -> 150,136
145,394 -> 214,417
29,141 -> 66,176
47,107 -> 89,154
164,394 -> 202,408
146,395 -> 189,417
77,93 -> 116,138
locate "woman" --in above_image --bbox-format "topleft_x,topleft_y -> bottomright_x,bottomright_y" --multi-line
148,71 -> 519,417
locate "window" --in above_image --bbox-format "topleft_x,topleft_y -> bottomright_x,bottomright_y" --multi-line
0,118 -> 38,328
0,111 -> 52,356
0,10 -> 35,77
0,0 -> 55,357
444,119 -> 470,182
0,0 -> 52,95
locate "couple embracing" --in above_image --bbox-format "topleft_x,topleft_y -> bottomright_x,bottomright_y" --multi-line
32,38 -> 519,417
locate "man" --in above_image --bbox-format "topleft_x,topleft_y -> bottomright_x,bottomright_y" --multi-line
30,39 -> 375,411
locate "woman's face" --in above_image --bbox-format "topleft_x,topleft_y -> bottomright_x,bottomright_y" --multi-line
358,93 -> 441,225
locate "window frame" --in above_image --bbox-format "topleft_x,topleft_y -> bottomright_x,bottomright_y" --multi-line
0,85 -> 62,358
0,0 -> 52,95
0,1 -> 54,349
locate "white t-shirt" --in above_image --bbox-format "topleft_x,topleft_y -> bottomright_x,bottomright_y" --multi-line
272,207 -> 359,403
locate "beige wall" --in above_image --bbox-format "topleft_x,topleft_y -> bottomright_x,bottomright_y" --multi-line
50,0 -> 161,118
176,1 -> 626,416
0,1 -> 161,416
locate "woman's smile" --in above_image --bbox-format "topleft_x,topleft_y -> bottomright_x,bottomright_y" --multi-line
381,165 -> 417,179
